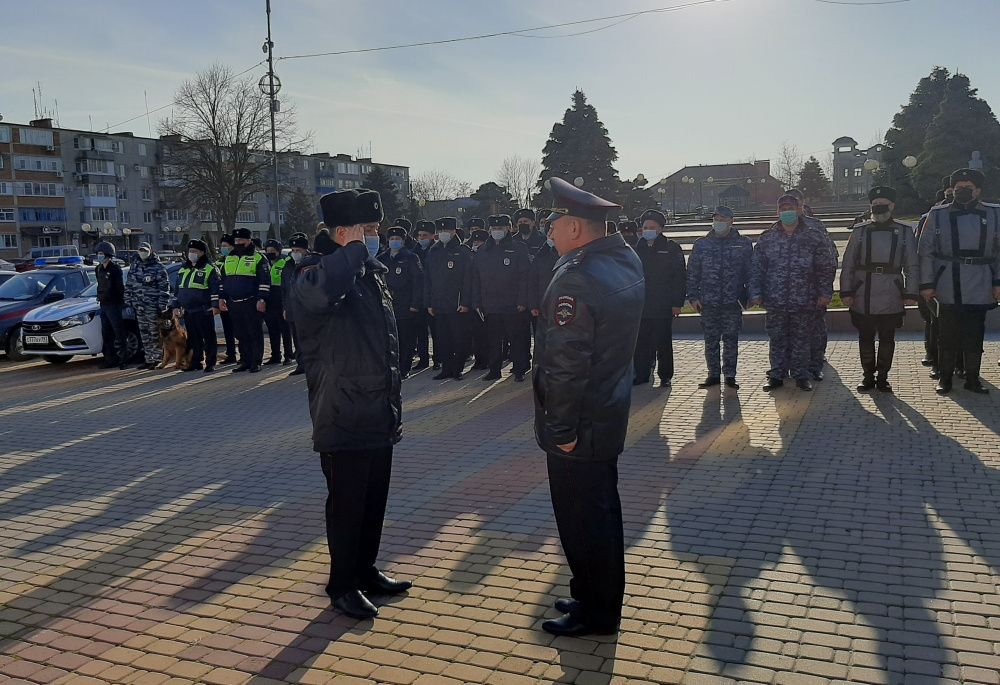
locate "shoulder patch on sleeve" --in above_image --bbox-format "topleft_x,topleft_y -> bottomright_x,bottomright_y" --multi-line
555,295 -> 576,326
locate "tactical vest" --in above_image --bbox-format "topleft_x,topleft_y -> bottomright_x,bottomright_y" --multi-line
223,252 -> 264,277
178,264 -> 214,290
270,256 -> 290,287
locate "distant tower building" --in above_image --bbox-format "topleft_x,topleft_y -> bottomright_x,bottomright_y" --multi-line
832,136 -> 885,202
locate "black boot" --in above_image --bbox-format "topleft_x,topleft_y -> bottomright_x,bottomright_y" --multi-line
936,375 -> 953,395
963,352 -> 989,394
936,349 -> 956,393
859,337 -> 877,388
332,590 -> 378,619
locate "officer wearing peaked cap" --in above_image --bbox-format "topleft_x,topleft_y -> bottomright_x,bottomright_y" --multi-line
467,228 -> 491,369
289,188 -> 411,621
171,239 -> 221,372
840,187 -> 918,393
219,227 -> 270,372
378,225 -> 425,379
424,216 -> 476,380
411,220 -> 437,371
534,177 -> 644,637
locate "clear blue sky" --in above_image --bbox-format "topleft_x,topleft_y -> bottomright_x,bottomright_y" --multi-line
3,0 -> 998,186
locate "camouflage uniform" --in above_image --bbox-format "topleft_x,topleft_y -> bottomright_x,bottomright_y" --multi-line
125,253 -> 171,365
686,228 -> 752,378
803,213 -> 839,376
750,220 -> 837,381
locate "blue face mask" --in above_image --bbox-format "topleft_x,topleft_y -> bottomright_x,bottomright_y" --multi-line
779,211 -> 798,226
418,238 -> 432,249
365,235 -> 381,257
388,238 -> 404,251
642,229 -> 659,241
96,252 -> 106,262
220,246 -> 231,257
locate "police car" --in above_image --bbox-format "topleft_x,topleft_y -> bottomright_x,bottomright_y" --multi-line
0,258 -> 95,360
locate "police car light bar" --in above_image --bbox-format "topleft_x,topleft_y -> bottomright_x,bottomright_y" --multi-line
34,256 -> 84,267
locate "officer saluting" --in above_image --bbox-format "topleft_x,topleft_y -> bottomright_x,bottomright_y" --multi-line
918,168 -> 1000,394
534,177 -> 644,637
840,187 -> 918,393
290,188 -> 410,620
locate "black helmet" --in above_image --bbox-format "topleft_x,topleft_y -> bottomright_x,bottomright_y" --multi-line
95,241 -> 116,257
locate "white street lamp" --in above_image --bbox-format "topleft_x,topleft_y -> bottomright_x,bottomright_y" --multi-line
902,155 -> 918,169
863,159 -> 880,172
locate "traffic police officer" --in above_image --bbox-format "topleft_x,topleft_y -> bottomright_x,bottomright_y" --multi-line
411,220 -> 437,371
424,217 -> 476,380
475,214 -> 531,382
281,232 -> 312,376
125,242 -> 171,370
219,227 -> 270,373
172,239 -> 221,372
633,209 -> 686,387
686,206 -> 752,389
534,177 -> 644,637
264,239 -> 295,365
216,234 -> 238,364
468,228 -> 491,369
513,209 -> 546,261
918,168 -> 1000,394
290,188 -> 410,620
750,195 -> 837,391
379,225 -> 425,379
840,187 -> 919,393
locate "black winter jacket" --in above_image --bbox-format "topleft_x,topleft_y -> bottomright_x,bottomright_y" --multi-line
533,233 -> 645,461
290,242 -> 402,453
96,261 -> 125,306
473,235 -> 530,313
635,235 -> 687,318
424,240 -> 476,311
529,244 -> 559,311
378,248 -> 425,318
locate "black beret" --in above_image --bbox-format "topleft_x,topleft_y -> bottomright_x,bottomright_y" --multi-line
618,220 -> 638,232
470,229 -> 489,242
488,215 -> 512,227
313,229 -> 336,255
638,209 -> 667,227
386,226 -> 407,239
232,227 -> 252,240
319,190 -> 359,227
514,209 -> 536,222
186,239 -> 207,253
415,220 -> 436,234
288,233 -> 309,249
352,190 -> 384,225
435,217 -> 458,232
219,234 -> 234,246
467,217 -> 486,230
868,186 -> 897,202
393,217 -> 412,231
265,239 -> 282,250
546,177 -> 621,222
951,168 -> 985,189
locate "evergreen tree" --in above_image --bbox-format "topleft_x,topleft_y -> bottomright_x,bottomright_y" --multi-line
362,166 -> 403,226
536,90 -> 620,207
284,187 -> 317,236
470,182 -> 516,217
796,157 -> 831,202
883,67 -> 950,209
912,73 -> 1000,201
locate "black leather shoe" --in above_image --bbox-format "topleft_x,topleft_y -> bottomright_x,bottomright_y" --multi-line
453,373 -> 464,381
724,377 -> 739,389
658,378 -> 672,388
221,356 -> 236,365
483,372 -> 501,381
513,373 -> 525,382
231,364 -> 249,373
936,378 -> 952,395
554,598 -> 580,614
333,590 -> 378,619
796,379 -> 813,392
289,367 -> 305,376
472,363 -> 489,370
265,358 -> 281,366
542,614 -> 617,637
857,377 -> 876,392
118,363 -> 127,370
698,377 -> 720,389
763,378 -> 783,391
432,371 -> 450,380
812,370 -> 824,382
432,363 -> 442,371
876,379 -> 893,393
283,358 -> 294,366
929,367 -> 941,379
921,358 -> 935,367
964,381 -> 989,394
250,365 -> 261,373
204,367 -> 215,374
362,571 -> 412,596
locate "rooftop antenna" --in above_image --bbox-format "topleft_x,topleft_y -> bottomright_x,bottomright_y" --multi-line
144,90 -> 152,137
89,114 -> 93,131
54,99 -> 60,127
32,86 -> 38,119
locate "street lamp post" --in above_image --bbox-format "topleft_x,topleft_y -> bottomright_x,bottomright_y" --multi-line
657,186 -> 667,217
261,0 -> 282,242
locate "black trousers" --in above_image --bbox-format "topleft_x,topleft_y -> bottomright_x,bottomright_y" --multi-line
414,310 -> 434,365
851,311 -> 900,380
289,321 -> 304,370
396,316 -> 416,376
547,452 -> 624,629
264,300 -> 293,361
320,447 -> 393,598
183,309 -> 217,369
634,317 -> 674,382
220,310 -> 237,359
472,315 -> 489,367
487,311 -> 531,375
917,298 -> 938,363
938,306 -> 987,379
229,299 -> 264,367
435,312 -> 470,376
100,303 -> 128,363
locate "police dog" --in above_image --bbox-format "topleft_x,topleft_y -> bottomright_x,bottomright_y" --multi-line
157,308 -> 192,370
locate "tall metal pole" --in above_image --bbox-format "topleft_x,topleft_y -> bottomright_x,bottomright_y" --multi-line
266,0 -> 281,241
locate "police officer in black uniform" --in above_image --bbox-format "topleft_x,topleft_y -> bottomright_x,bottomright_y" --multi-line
282,232 -> 313,376
529,232 -> 559,337
476,214 -> 531,382
424,217 -> 476,380
379,226 -> 425,379
411,220 -> 437,371
513,209 -> 546,261
633,209 -> 687,386
219,227 -> 270,373
534,177 -> 644,637
290,188 -> 411,621
618,220 -> 639,247
467,227 -> 491,369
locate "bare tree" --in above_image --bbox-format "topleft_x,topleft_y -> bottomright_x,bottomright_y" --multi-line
776,142 -> 803,190
821,152 -> 836,182
496,155 -> 541,208
159,64 -> 304,239
411,170 -> 470,201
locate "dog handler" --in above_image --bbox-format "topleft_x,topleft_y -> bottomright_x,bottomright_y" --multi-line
172,239 -> 221,373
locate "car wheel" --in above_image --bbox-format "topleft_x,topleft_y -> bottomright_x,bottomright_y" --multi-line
116,329 -> 142,363
6,326 -> 33,362
44,356 -> 72,364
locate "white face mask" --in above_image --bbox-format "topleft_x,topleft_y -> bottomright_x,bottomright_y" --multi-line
642,229 -> 659,241
438,231 -> 453,244
138,249 -> 151,260
291,251 -> 304,263
490,229 -> 507,242
712,221 -> 731,235
187,252 -> 201,263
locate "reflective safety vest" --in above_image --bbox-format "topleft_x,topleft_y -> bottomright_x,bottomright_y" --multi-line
270,256 -> 291,287
223,252 -> 264,277
178,263 -> 215,290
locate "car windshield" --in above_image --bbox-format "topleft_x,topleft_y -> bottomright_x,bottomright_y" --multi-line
0,273 -> 55,301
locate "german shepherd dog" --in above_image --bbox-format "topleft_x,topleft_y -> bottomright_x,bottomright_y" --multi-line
157,309 -> 193,370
